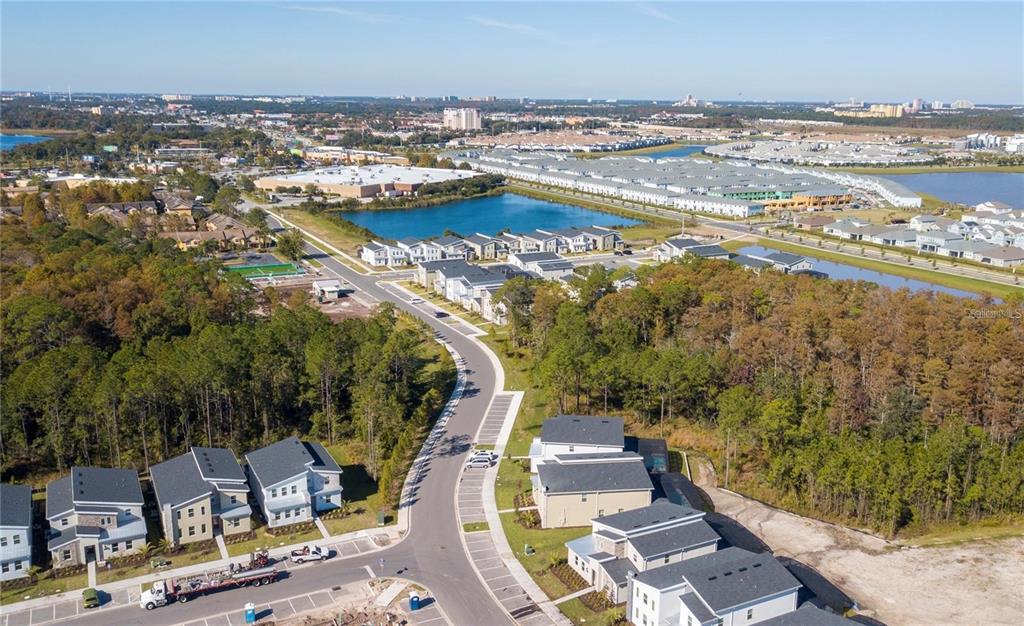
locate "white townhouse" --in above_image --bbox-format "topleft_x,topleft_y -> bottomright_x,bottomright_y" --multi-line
46,467 -> 147,567
654,237 -> 703,263
866,229 -> 918,248
760,252 -> 813,273
627,547 -> 802,626
533,453 -> 654,529
566,500 -> 719,603
0,484 -> 32,580
529,415 -> 625,472
508,251 -> 575,280
245,437 -> 343,528
916,231 -> 964,254
360,240 -> 408,267
395,238 -> 444,264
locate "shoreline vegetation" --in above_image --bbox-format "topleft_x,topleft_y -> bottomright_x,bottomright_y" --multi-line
831,164 -> 1024,175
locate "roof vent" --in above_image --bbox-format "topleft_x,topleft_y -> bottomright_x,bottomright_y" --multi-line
723,571 -> 733,576
708,576 -> 717,581
752,563 -> 762,568
738,567 -> 747,572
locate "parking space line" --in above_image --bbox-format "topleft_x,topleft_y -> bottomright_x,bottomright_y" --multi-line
483,574 -> 517,586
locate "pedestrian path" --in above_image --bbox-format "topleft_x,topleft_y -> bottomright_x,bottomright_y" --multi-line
86,561 -> 96,588
374,580 -> 408,607
215,533 -> 229,560
551,586 -> 595,605
314,517 -> 330,539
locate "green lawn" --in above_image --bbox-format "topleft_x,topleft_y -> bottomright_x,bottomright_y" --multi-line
225,521 -> 324,558
557,597 -> 626,626
272,208 -> 374,271
0,572 -> 90,605
225,262 -> 301,278
750,237 -> 1020,299
495,457 -> 533,511
96,546 -> 222,585
499,512 -> 589,600
462,521 -> 490,533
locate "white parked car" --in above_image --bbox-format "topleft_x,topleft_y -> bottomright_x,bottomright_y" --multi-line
409,297 -> 424,304
465,458 -> 493,469
471,450 -> 498,462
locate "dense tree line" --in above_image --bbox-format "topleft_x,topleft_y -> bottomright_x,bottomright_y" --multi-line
497,261 -> 1024,535
0,215 -> 453,497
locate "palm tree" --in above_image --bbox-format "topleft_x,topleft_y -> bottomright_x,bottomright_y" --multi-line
155,537 -> 173,554
339,499 -> 353,517
138,542 -> 156,558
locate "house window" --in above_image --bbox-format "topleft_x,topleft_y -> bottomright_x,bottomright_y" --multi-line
230,495 -> 237,504
188,526 -> 196,536
14,561 -> 22,570
0,537 -> 6,547
568,446 -> 575,452
274,513 -> 281,522
747,609 -> 754,620
291,485 -> 297,495
598,510 -> 604,517
176,510 -> 181,520
109,543 -> 119,553
188,508 -> 194,518
61,518 -> 69,527
1,563 -> 8,573
581,493 -> 588,502
295,507 -> 301,517
201,524 -> 206,534
664,555 -> 670,564
285,510 -> 291,518
643,593 -> 648,605
201,506 -> 206,515
125,540 -> 133,551
687,617 -> 693,626
271,488 -> 277,498
62,550 -> 71,561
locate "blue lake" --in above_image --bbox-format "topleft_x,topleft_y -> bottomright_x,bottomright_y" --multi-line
739,245 -> 981,300
881,172 -> 1024,207
647,144 -> 707,159
341,193 -> 642,240
0,134 -> 53,151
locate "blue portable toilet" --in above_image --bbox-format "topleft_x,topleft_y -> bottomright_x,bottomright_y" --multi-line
409,594 -> 421,611
245,602 -> 256,623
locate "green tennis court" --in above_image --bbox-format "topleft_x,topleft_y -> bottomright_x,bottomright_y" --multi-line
226,262 -> 302,278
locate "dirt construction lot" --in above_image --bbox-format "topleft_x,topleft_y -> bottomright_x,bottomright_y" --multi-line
695,462 -> 1024,626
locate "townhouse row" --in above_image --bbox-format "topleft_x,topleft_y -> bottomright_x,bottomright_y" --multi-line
654,237 -> 815,275
413,252 -> 576,324
0,436 -> 342,578
360,226 -> 622,267
525,415 -> 854,626
820,205 -> 1024,267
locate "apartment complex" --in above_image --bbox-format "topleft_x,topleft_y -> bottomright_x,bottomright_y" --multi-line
45,467 -> 147,567
245,437 -> 344,528
443,107 -> 483,131
0,484 -> 32,580
255,165 -> 480,198
150,447 -> 252,546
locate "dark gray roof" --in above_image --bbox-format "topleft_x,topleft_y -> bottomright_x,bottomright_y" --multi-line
630,520 -> 720,558
53,467 -> 143,509
596,499 -> 702,533
541,415 -> 624,447
666,238 -> 701,250
537,458 -> 652,494
47,527 -> 83,551
192,447 -> 246,482
246,436 -> 340,489
598,557 -> 637,585
686,244 -> 730,258
655,473 -> 698,509
433,235 -> 465,247
766,252 -> 806,267
515,251 -> 561,263
0,484 -> 32,527
46,476 -> 73,519
730,254 -> 770,269
554,452 -> 638,463
150,453 -> 213,510
757,603 -> 857,626
680,592 -> 716,623
305,441 -> 343,473
638,548 -> 802,612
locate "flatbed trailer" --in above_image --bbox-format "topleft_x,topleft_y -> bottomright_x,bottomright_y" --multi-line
140,564 -> 277,610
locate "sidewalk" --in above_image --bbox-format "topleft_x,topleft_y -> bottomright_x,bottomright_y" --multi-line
0,524 -> 403,616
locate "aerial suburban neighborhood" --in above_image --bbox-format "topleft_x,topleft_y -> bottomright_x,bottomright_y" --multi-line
1,2 -> 1022,626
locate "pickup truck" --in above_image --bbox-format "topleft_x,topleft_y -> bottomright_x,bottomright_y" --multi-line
290,545 -> 329,563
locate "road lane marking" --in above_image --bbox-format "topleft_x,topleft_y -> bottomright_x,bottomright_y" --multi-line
364,565 -> 376,578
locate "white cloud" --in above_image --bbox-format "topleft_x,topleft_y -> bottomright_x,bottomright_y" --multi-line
467,15 -> 576,46
635,2 -> 685,26
276,4 -> 392,24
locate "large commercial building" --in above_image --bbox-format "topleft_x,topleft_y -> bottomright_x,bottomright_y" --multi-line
450,149 -> 899,216
255,164 -> 481,198
443,107 -> 483,131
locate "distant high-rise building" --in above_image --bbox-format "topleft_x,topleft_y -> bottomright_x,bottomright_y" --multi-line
443,108 -> 482,131
931,100 -> 944,110
910,98 -> 924,112
951,99 -> 975,109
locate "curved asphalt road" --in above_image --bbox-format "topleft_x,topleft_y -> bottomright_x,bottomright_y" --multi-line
65,216 -> 511,626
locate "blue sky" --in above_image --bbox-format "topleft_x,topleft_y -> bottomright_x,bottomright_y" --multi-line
2,2 -> 1021,103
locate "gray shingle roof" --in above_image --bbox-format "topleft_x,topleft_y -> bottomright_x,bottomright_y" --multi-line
756,603 -> 857,626
192,446 -> 246,482
245,436 -> 341,489
150,453 -> 213,510
67,467 -> 143,506
596,499 -> 702,533
537,457 -> 652,494
598,557 -> 637,585
638,548 -> 802,612
630,520 -> 720,558
680,592 -> 715,623
46,476 -> 73,520
0,484 -> 32,527
515,251 -> 561,263
541,415 -> 624,447
687,244 -> 730,258
765,252 -> 806,267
